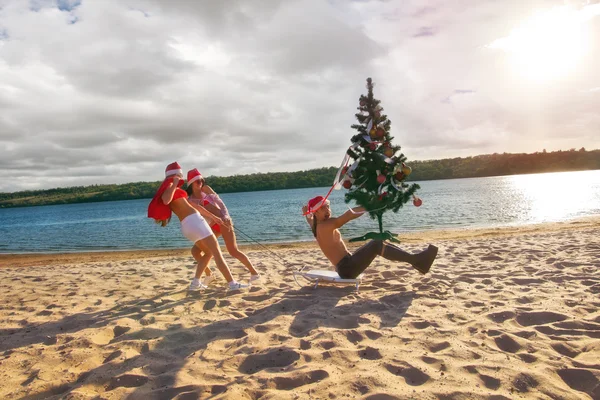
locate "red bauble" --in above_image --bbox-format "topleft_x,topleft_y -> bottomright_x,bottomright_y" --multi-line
343,180 -> 352,189
378,192 -> 388,201
376,127 -> 385,138
395,171 -> 405,180
377,174 -> 386,184
368,143 -> 377,151
413,197 -> 423,207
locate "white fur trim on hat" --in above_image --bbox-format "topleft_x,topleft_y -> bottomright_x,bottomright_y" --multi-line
188,175 -> 202,185
308,198 -> 330,213
165,169 -> 183,177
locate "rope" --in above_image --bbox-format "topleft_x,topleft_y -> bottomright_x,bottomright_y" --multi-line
232,225 -> 293,269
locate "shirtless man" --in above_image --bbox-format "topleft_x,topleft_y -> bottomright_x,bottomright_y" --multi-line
302,196 -> 438,279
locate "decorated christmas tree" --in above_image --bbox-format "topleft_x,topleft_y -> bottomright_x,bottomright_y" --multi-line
340,77 -> 422,242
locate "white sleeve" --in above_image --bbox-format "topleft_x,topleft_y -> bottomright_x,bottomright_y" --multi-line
207,193 -> 230,219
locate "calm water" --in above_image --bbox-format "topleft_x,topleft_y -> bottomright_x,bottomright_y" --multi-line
1,170 -> 599,253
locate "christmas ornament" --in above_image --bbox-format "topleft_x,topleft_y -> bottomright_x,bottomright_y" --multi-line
384,146 -> 394,158
402,164 -> 412,176
377,173 -> 386,184
376,127 -> 385,139
343,180 -> 352,189
395,171 -> 405,180
368,142 -> 377,151
413,196 -> 422,207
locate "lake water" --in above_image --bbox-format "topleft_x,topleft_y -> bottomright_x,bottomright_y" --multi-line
1,170 -> 599,253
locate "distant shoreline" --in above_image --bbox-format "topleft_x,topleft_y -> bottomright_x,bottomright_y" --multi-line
2,150 -> 599,208
2,215 -> 598,268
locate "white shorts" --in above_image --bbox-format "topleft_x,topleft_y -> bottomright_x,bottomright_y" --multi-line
180,212 -> 213,243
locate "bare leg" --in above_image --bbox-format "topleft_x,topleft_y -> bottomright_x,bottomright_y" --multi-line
191,246 -> 212,279
194,235 -> 234,283
221,225 -> 258,275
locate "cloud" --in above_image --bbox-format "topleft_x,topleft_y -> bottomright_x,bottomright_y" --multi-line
412,26 -> 437,37
0,0 -> 599,191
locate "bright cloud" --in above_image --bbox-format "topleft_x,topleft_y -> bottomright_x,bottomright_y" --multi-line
0,0 -> 599,191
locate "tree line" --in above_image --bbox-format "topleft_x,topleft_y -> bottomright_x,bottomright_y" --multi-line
1,148 -> 598,208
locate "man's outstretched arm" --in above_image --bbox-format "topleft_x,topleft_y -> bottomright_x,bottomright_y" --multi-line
332,206 -> 366,229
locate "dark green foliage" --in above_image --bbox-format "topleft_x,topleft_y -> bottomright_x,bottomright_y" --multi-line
343,77 -> 419,234
0,149 -> 598,209
408,148 -> 600,180
0,167 -> 337,208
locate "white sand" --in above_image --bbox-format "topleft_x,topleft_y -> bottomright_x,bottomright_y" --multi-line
0,217 -> 599,399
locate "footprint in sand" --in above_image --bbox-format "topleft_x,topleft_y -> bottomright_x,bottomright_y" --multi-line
242,294 -> 271,302
518,353 -> 537,363
384,362 -> 430,386
103,350 -> 122,364
494,334 -> 522,353
551,343 -> 580,358
365,330 -> 383,340
411,321 -> 431,329
486,311 -> 515,324
319,341 -> 337,350
300,340 -> 311,350
427,341 -> 450,353
254,324 -> 279,333
557,368 -> 600,398
511,372 -> 538,393
345,330 -> 364,344
105,374 -> 149,391
464,365 -> 501,390
358,346 -> 382,360
113,325 -> 131,338
515,311 -> 568,327
271,370 -> 330,390
237,347 -> 300,374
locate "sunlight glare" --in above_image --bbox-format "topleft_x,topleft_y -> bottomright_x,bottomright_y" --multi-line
488,6 -> 595,83
509,171 -> 597,222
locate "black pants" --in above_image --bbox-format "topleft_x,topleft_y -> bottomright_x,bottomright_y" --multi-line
335,240 -> 421,279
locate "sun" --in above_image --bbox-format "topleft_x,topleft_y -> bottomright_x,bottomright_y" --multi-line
487,5 -> 597,83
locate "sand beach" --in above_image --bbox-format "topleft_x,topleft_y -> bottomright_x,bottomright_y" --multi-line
1,217 -> 599,399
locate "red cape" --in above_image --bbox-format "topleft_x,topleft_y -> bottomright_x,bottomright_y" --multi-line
148,178 -> 184,221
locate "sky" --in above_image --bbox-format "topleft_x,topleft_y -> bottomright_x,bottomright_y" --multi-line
1,0 -> 599,192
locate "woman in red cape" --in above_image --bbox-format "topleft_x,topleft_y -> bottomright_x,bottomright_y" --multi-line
148,162 -> 249,290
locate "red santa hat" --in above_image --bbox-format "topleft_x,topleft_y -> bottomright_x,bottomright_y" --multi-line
187,168 -> 204,185
307,195 -> 329,214
165,162 -> 183,177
